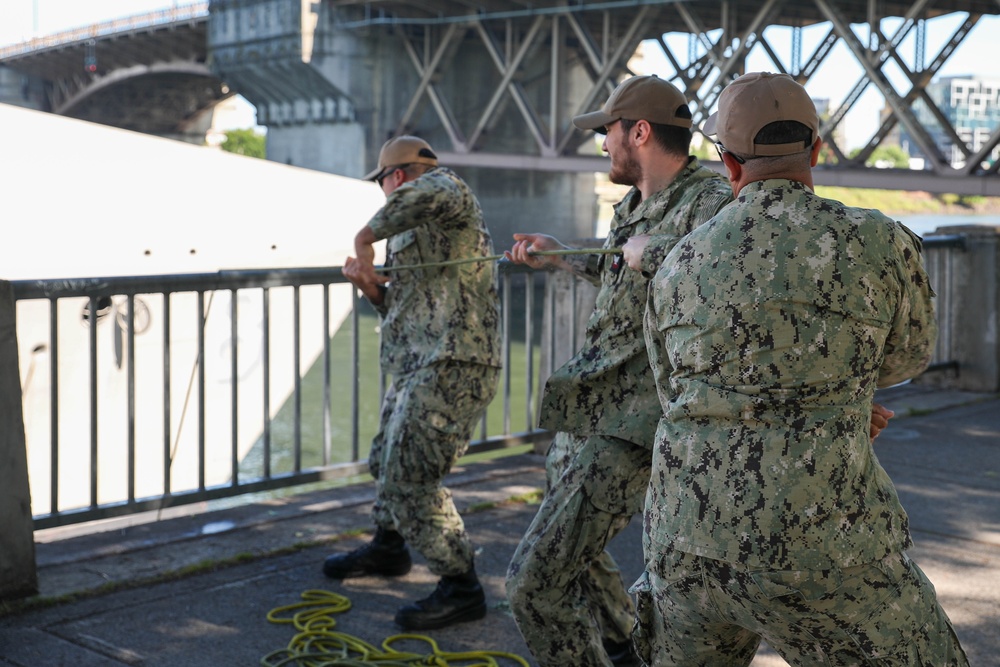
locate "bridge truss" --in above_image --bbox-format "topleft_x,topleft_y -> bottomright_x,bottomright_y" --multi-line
327,0 -> 1000,194
1,0 -> 998,193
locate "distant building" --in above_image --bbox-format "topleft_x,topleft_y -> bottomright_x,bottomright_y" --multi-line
899,75 -> 1000,170
812,98 -> 847,151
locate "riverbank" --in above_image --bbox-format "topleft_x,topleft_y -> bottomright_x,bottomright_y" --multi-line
815,186 -> 1000,217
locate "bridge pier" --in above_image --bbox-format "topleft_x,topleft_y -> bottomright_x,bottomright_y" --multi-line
209,0 -> 604,242
921,226 -> 1000,393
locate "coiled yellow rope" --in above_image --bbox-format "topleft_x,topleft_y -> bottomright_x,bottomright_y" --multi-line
261,589 -> 531,667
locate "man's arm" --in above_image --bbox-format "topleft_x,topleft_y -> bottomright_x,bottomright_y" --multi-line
623,233 -> 684,276
505,233 -> 570,269
343,225 -> 389,306
505,233 -> 598,283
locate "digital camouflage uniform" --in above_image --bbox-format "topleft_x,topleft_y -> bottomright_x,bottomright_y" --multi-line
636,179 -> 968,666
365,166 -> 501,577
505,158 -> 732,667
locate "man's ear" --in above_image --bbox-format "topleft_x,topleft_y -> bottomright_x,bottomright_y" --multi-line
392,166 -> 407,187
721,152 -> 742,193
632,119 -> 652,147
810,137 -> 823,167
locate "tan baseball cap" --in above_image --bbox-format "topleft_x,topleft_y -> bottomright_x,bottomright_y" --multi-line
703,72 -> 819,157
573,75 -> 693,134
365,135 -> 439,181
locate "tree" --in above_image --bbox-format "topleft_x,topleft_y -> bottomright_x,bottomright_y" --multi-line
848,145 -> 910,169
221,129 -> 266,159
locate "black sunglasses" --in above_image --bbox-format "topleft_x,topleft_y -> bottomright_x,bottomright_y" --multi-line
376,163 -> 414,187
714,141 -> 746,164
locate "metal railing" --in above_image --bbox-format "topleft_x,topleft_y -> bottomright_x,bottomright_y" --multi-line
12,233 -> 965,531
13,264 -> 559,530
921,233 -> 965,375
0,3 -> 208,59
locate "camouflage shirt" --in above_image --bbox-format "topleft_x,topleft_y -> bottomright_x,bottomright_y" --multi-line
368,166 -> 502,374
643,178 -> 937,570
538,159 -> 732,447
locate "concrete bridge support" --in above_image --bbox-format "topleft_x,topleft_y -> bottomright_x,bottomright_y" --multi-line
209,0 -> 605,243
920,226 -> 1000,393
0,281 -> 37,600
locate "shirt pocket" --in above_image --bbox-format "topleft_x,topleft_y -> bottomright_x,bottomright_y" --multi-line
387,229 -> 419,267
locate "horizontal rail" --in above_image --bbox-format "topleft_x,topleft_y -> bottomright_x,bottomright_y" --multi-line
0,3 -> 209,59
14,262 -> 554,531
11,231 -> 965,531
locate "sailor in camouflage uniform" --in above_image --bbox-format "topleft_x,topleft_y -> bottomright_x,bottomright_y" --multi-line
637,72 -> 968,666
503,76 -> 733,667
327,136 -> 502,632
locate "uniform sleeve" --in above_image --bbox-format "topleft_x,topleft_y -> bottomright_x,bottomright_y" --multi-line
367,173 -> 462,241
567,252 -> 603,286
877,223 -> 937,387
638,190 -> 732,278
368,286 -> 389,317
643,266 -> 676,409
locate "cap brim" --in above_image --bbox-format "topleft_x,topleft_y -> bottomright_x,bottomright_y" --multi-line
702,111 -> 719,137
573,110 -> 616,133
363,166 -> 384,182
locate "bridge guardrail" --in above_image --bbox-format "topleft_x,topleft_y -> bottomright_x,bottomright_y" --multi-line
9,231 -> 968,531
0,2 -> 208,59
12,262 -> 559,531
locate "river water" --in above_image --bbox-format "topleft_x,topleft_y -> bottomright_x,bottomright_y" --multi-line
897,213 -> 1000,238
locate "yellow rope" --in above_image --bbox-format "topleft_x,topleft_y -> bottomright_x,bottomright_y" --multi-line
374,246 -> 622,272
262,590 -> 531,667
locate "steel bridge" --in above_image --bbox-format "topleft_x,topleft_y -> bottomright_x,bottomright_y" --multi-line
1,0 -> 999,195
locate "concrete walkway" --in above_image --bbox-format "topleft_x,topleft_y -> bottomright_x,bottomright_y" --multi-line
0,385 -> 997,666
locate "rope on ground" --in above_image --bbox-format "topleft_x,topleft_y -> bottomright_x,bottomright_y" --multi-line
374,246 -> 622,272
261,589 -> 531,667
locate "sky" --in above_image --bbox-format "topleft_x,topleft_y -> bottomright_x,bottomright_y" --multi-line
1,1 -> 998,149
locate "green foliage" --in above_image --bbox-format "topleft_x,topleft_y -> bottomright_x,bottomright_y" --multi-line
691,139 -> 714,162
849,145 -> 910,168
938,193 -> 990,209
815,186 -> 1000,215
244,292 -> 544,476
816,187 -> 937,214
816,143 -> 839,165
221,128 -> 266,159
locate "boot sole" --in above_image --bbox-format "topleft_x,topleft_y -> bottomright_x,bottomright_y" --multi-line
394,600 -> 488,631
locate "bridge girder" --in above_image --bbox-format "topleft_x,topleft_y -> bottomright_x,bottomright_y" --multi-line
0,12 -> 222,137
59,63 -> 231,135
0,0 -> 998,192
322,0 -> 1000,192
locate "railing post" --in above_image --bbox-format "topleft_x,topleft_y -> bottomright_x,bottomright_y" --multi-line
0,280 -> 37,600
920,225 -> 1000,392
537,267 -> 599,453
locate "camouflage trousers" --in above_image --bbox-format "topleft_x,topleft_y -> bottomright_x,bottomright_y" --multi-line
631,548 -> 969,666
369,361 -> 499,577
506,432 -> 651,667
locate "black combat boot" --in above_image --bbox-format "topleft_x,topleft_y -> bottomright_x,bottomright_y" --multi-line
393,566 -> 487,630
604,638 -> 642,667
322,527 -> 412,579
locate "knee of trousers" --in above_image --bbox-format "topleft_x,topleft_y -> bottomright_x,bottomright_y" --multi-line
505,559 -> 534,611
505,546 -> 558,614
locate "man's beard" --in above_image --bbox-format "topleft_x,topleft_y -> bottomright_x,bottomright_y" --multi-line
608,147 -> 641,186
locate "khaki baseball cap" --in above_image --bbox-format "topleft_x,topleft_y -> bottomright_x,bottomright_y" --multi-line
573,75 -> 692,134
703,72 -> 819,157
365,135 -> 439,181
